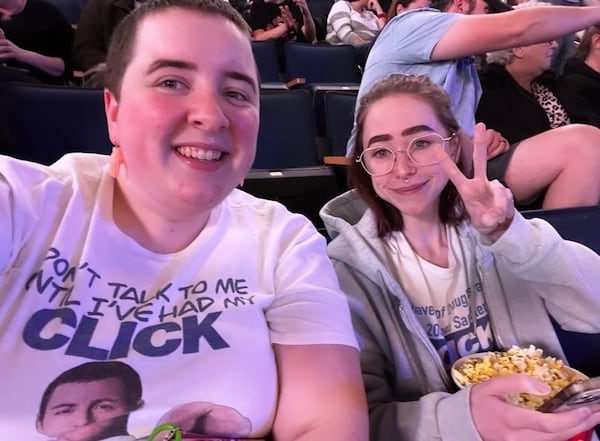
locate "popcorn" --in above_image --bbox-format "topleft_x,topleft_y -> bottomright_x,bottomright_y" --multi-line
452,345 -> 581,409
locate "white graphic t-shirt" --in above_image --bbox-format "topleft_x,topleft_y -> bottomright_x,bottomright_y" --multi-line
0,154 -> 358,440
387,226 -> 495,368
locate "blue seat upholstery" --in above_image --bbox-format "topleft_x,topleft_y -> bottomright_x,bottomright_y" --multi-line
0,82 -> 111,165
251,40 -> 284,85
254,88 -> 321,169
284,42 -> 361,84
324,89 -> 358,156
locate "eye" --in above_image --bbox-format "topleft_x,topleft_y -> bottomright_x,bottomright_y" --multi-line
225,89 -> 249,102
411,138 -> 433,151
366,147 -> 392,159
52,407 -> 74,416
158,78 -> 185,90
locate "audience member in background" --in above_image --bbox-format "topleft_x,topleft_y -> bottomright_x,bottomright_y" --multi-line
72,0 -> 142,87
326,0 -> 386,65
477,9 -> 600,144
562,25 -> 600,116
322,73 -> 600,441
0,0 -> 73,84
0,0 -> 369,438
247,0 -> 316,43
346,0 -> 600,210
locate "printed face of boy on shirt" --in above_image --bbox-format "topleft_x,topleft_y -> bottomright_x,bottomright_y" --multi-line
36,377 -> 133,441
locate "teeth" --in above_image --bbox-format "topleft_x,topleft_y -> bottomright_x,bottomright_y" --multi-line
177,146 -> 223,161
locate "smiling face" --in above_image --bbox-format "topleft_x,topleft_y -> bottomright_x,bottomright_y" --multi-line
36,378 -> 132,441
104,8 -> 259,220
361,93 -> 458,222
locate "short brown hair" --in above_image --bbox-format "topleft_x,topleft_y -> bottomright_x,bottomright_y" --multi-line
348,74 -> 466,237
104,0 -> 252,99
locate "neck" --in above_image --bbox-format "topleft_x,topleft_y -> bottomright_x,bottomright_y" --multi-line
112,181 -> 210,254
402,216 -> 449,267
585,54 -> 600,74
505,63 -> 537,93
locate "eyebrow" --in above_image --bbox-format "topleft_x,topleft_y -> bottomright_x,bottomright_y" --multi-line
146,59 -> 258,94
366,124 -> 435,147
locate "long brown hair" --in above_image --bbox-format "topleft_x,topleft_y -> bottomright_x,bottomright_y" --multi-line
575,25 -> 600,62
348,74 -> 466,238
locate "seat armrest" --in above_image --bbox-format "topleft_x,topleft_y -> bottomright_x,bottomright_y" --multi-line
323,155 -> 350,166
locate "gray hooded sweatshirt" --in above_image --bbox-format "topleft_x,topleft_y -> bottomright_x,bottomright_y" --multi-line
320,190 -> 600,441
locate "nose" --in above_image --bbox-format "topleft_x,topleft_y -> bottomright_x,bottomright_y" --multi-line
187,87 -> 229,131
391,150 -> 416,178
66,407 -> 92,428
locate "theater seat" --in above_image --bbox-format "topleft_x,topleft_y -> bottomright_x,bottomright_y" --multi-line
0,82 -> 111,165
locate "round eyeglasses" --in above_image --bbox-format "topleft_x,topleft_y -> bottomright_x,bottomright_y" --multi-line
356,132 -> 456,177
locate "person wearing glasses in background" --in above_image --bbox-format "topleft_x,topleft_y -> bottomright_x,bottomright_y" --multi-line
321,73 -> 600,441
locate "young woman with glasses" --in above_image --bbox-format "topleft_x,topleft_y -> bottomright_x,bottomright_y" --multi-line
320,73 -> 600,441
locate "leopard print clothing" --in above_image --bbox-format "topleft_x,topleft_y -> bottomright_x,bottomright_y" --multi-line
531,82 -> 571,129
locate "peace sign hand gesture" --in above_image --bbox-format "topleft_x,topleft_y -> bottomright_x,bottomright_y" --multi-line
437,123 -> 515,242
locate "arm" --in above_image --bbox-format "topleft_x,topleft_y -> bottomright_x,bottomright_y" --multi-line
328,2 -> 366,45
432,6 -> 600,61
293,0 -> 316,43
481,211 -> 600,332
0,40 -> 65,76
271,344 -> 368,441
252,23 -> 291,41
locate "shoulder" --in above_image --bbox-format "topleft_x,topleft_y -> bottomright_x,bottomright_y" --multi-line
389,8 -> 458,28
329,1 -> 352,13
223,189 -> 322,239
1,154 -> 107,197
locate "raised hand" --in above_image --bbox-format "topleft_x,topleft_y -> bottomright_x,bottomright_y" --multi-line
471,374 -> 600,441
436,122 -> 515,241
292,0 -> 310,16
279,5 -> 298,32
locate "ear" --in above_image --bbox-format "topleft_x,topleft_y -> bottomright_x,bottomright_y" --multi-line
454,0 -> 468,13
104,88 -> 121,147
36,418 -> 44,434
511,47 -> 525,59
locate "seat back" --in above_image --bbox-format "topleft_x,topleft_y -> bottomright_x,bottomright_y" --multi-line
284,42 -> 361,84
254,88 -> 320,169
0,82 -> 111,165
251,40 -> 283,84
324,89 -> 357,156
522,205 -> 600,378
